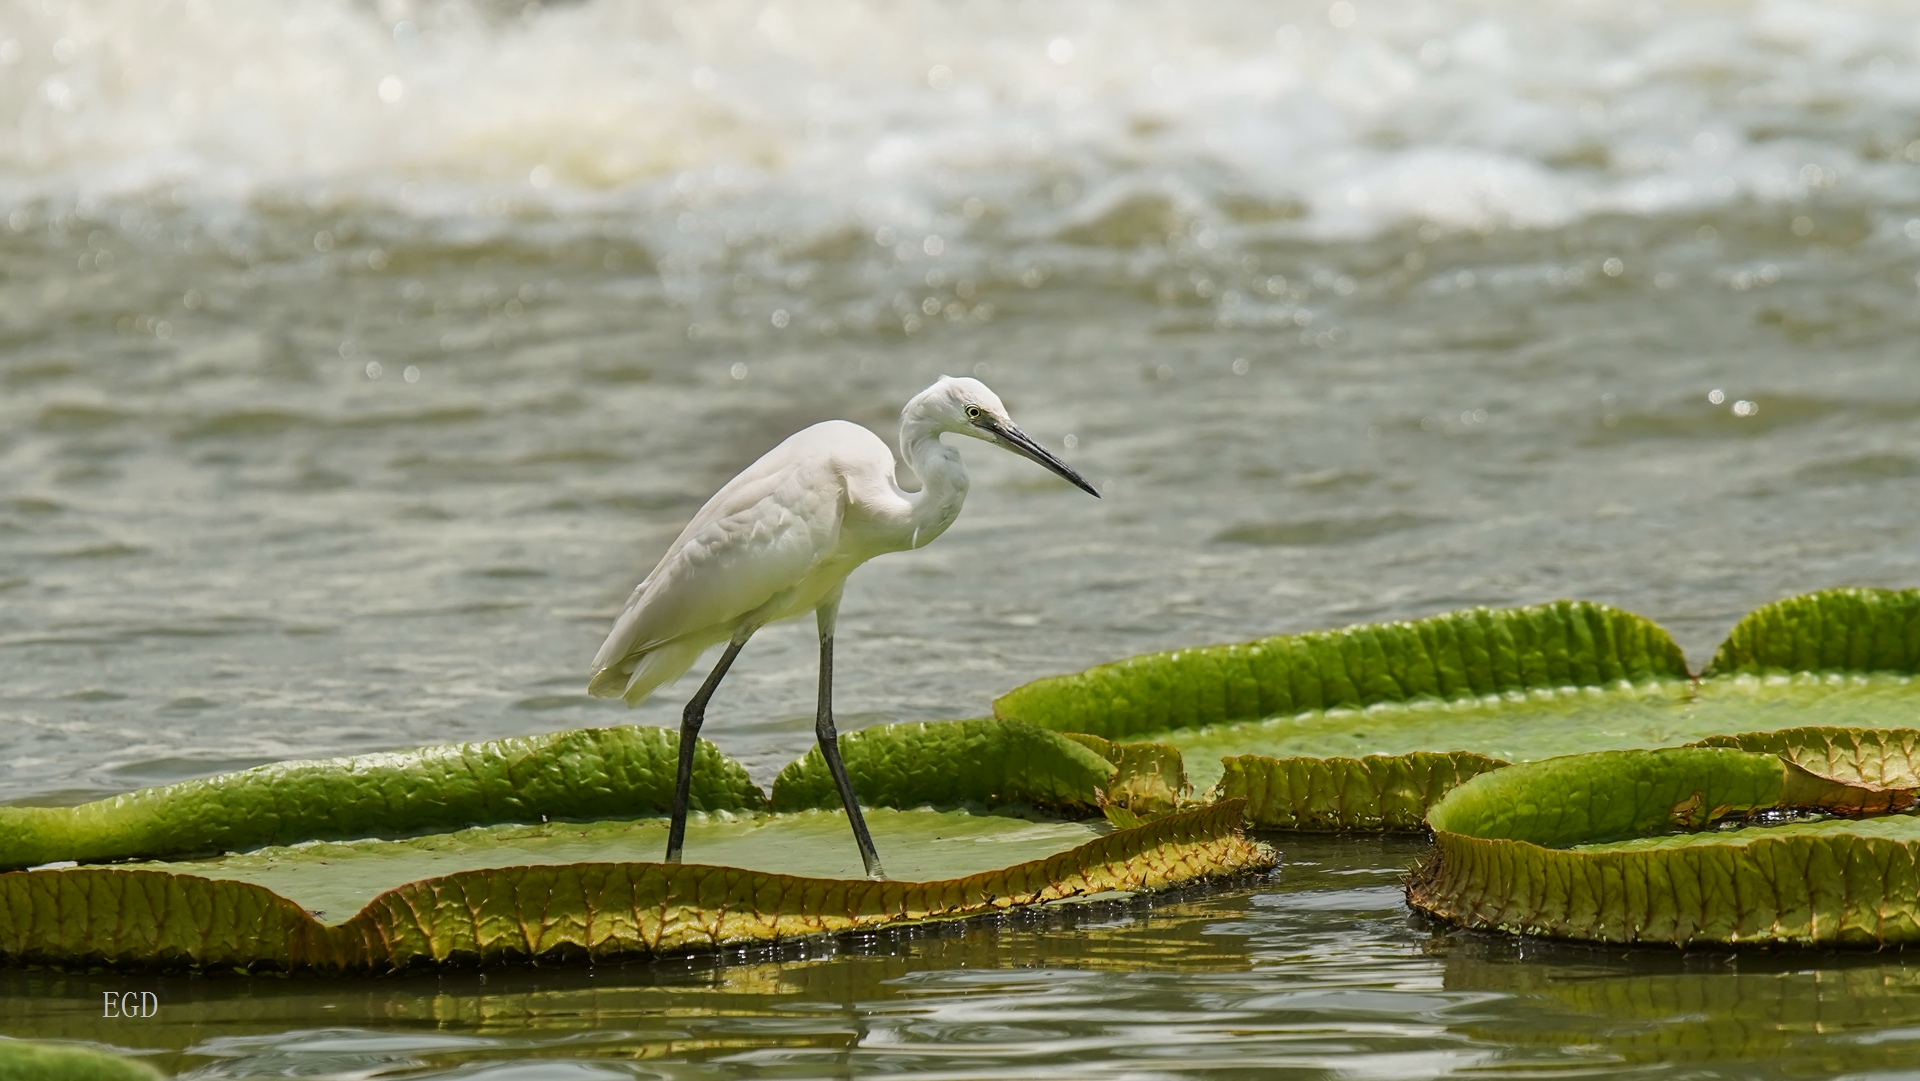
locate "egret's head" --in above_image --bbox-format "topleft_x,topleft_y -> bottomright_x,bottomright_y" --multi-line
906,376 -> 1099,497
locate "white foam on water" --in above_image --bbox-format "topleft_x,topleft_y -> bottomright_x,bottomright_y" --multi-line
3,0 -> 1919,251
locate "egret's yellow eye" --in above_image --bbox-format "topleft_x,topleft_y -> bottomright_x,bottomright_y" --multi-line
966,405 -> 982,420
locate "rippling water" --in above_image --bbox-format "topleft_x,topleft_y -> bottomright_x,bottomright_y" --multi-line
5,0 -> 1920,1076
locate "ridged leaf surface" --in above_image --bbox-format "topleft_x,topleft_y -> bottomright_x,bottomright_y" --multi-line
0,726 -> 764,871
994,601 -> 1688,741
1217,751 -> 1507,830
770,719 -> 1116,813
1706,587 -> 1920,677
1692,727 -> 1920,790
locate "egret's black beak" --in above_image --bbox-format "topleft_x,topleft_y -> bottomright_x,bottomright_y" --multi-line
978,418 -> 1100,498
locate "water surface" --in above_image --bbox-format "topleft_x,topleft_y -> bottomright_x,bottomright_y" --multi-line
5,0 -> 1920,1076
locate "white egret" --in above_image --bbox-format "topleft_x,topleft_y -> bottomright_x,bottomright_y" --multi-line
588,376 -> 1098,878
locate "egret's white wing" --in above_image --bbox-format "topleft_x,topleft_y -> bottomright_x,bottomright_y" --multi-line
589,431 -> 860,689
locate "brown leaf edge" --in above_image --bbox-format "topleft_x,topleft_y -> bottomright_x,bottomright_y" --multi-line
1059,732 -> 1191,817
1691,728 -> 1920,801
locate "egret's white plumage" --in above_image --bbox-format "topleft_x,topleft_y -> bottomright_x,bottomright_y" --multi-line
587,376 -> 1097,876
589,377 -> 1087,702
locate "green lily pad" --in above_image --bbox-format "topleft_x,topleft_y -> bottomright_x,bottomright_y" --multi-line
1408,739 -> 1920,946
1170,672 -> 1920,783
995,599 -> 1686,742
119,809 -> 1115,925
0,1040 -> 160,1081
995,590 -> 1920,829
1215,750 -> 1507,832
769,718 -> 1116,813
1705,586 -> 1920,677
0,716 -> 1283,971
0,801 -> 1271,972
767,718 -> 1191,818
0,725 -> 765,871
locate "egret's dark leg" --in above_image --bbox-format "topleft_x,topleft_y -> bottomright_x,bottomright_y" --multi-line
817,619 -> 885,879
666,637 -> 748,863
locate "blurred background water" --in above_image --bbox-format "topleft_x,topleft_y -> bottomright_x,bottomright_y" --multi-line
3,0 -> 1920,1076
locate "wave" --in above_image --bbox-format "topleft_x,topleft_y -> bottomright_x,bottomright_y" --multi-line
2,0 -> 1917,259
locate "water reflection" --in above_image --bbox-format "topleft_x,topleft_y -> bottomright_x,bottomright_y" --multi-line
1440,935 -> 1920,1077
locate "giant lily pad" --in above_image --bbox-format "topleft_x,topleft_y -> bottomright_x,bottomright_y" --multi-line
1407,733 -> 1920,946
120,808 -> 1117,922
0,801 -> 1269,971
0,721 -> 1270,971
994,589 -> 1920,829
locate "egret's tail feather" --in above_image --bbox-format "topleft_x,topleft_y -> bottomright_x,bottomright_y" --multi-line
586,664 -> 631,700
586,637 -> 708,707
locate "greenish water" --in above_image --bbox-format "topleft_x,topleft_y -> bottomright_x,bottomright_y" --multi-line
120,810 -> 1106,924
9,0 -> 1920,1075
1157,673 -> 1920,790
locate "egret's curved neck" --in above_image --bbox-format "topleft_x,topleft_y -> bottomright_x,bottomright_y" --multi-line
897,413 -> 969,546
